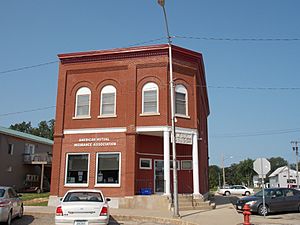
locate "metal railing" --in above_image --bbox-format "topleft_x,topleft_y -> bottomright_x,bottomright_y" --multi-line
23,153 -> 52,164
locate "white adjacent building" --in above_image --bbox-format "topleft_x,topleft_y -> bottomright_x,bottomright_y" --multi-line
269,166 -> 300,188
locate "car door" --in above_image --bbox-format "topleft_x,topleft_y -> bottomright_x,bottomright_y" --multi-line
284,189 -> 300,211
268,189 -> 286,213
8,188 -> 20,217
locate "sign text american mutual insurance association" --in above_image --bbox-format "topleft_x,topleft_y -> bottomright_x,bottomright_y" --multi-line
73,137 -> 117,147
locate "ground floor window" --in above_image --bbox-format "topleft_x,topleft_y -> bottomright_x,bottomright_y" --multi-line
139,158 -> 152,169
65,153 -> 89,185
96,152 -> 120,186
181,160 -> 193,170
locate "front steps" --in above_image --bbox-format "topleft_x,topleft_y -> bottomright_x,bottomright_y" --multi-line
117,194 -> 215,211
178,194 -> 216,211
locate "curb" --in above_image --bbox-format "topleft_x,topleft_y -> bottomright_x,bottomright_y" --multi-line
111,214 -> 198,225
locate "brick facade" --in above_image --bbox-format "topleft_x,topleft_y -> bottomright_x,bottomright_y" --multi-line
50,44 -> 209,198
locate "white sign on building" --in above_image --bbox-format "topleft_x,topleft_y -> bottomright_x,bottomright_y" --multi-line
171,133 -> 193,145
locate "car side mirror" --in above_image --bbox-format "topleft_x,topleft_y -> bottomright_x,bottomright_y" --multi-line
106,198 -> 111,202
60,197 -> 63,202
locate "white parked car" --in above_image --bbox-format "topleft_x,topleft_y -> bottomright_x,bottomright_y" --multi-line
218,185 -> 254,196
0,186 -> 23,225
55,189 -> 110,225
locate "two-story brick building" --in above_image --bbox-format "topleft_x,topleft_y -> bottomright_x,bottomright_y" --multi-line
50,44 -> 209,207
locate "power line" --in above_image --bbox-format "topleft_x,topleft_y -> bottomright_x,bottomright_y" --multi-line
174,35 -> 300,42
0,61 -> 58,77
0,106 -> 56,117
211,128 -> 300,138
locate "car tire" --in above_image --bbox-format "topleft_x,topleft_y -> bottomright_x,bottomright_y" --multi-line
245,191 -> 250,196
258,204 -> 269,216
18,205 -> 24,218
225,191 -> 231,196
6,210 -> 12,225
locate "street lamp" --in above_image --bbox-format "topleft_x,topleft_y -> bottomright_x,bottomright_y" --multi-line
157,0 -> 179,218
221,154 -> 233,187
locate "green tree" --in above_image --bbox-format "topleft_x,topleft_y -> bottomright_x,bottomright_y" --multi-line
236,158 -> 255,186
10,121 -> 33,133
10,119 -> 55,140
209,165 -> 221,189
268,157 -> 288,174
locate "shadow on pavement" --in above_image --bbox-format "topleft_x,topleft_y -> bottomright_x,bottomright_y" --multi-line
109,216 -> 123,224
12,215 -> 34,225
213,195 -> 239,206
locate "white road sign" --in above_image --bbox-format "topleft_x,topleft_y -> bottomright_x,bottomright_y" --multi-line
253,158 -> 271,178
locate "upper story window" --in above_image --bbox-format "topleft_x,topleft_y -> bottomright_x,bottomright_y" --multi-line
8,144 -> 14,155
24,143 -> 35,155
175,84 -> 188,116
100,85 -> 116,117
142,82 -> 159,114
75,87 -> 91,118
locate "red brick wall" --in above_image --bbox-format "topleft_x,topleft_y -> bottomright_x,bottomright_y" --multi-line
51,44 -> 210,197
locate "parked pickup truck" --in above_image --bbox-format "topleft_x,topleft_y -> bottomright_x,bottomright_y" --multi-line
217,185 -> 254,196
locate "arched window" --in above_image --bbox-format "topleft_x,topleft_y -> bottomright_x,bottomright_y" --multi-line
100,85 -> 116,116
75,87 -> 91,117
175,84 -> 188,116
142,82 -> 159,114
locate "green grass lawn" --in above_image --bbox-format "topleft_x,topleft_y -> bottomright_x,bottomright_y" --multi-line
24,201 -> 48,206
20,192 -> 50,201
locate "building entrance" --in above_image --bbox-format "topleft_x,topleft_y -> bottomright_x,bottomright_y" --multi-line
154,160 -> 164,193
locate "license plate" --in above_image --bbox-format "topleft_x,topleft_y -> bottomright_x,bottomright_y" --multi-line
74,221 -> 88,225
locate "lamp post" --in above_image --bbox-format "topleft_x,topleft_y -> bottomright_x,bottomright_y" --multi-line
221,154 -> 233,187
157,0 -> 179,218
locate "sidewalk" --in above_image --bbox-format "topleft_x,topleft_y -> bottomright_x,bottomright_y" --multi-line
24,203 -> 297,225
24,203 -> 242,225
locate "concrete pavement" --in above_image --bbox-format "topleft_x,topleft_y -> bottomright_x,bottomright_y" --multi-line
24,198 -> 299,225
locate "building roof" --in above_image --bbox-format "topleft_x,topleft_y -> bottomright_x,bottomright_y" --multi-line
0,126 -> 54,146
268,166 -> 296,177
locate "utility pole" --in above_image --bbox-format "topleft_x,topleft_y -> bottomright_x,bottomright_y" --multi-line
157,0 -> 179,218
291,141 -> 299,189
222,154 -> 226,187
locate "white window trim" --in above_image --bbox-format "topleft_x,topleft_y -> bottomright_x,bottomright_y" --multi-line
95,152 -> 121,188
141,82 -> 159,115
139,158 -> 152,170
175,84 -> 188,117
64,153 -> 90,187
170,160 -> 180,170
74,87 -> 91,118
181,160 -> 193,170
8,144 -> 14,155
100,85 -> 116,117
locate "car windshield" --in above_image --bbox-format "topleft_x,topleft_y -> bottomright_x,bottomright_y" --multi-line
0,189 -> 5,198
255,189 -> 283,197
64,192 -> 103,202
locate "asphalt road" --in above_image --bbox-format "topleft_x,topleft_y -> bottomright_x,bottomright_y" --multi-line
11,213 -> 174,225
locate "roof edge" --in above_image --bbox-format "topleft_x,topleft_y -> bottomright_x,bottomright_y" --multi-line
0,126 -> 54,146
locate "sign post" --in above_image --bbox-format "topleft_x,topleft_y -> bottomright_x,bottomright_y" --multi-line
253,158 -> 271,217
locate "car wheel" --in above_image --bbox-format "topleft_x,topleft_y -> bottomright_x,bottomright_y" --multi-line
6,210 -> 12,225
258,204 -> 269,216
18,205 -> 24,218
245,191 -> 250,196
225,191 -> 231,196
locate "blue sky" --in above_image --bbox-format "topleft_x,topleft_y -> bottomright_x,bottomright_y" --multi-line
1,0 -> 300,167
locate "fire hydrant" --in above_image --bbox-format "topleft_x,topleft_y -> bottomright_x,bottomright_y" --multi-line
243,204 -> 251,225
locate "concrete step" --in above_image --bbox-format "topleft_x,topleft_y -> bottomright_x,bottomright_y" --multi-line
179,201 -> 215,211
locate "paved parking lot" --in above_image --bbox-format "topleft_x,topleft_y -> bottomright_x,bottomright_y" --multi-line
11,213 -> 173,225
